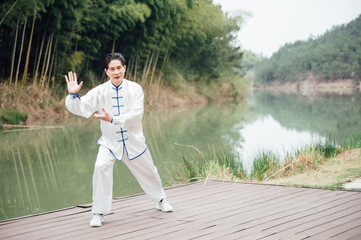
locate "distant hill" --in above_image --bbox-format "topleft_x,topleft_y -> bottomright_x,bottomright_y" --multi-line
254,14 -> 361,84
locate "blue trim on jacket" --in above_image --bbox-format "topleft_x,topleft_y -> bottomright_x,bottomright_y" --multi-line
69,92 -> 80,99
108,147 -> 148,161
111,83 -> 123,116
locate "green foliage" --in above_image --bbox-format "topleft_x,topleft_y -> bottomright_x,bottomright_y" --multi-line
0,0 -> 244,90
255,14 -> 361,83
240,50 -> 265,74
170,0 -> 243,82
341,134 -> 361,150
180,156 -> 198,182
251,151 -> 279,181
66,51 -> 85,71
0,109 -> 28,125
314,139 -> 338,158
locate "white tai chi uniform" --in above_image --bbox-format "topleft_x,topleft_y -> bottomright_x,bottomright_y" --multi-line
65,79 -> 166,214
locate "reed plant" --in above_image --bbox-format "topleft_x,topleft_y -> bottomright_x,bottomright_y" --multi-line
172,144 -> 246,184
251,151 -> 280,181
341,134 -> 361,150
276,146 -> 324,178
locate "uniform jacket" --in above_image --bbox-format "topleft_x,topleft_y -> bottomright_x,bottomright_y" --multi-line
65,79 -> 147,160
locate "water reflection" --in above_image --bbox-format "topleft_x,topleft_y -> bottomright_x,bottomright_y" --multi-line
0,123 -> 99,221
234,115 -> 322,171
252,91 -> 361,141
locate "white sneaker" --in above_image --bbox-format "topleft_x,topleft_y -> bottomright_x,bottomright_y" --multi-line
89,213 -> 104,227
156,199 -> 173,212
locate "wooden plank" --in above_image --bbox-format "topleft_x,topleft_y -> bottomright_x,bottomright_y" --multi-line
152,185 -> 276,220
232,196 -> 361,239
348,230 -> 361,240
111,181 -> 241,215
127,182 -> 265,221
0,206 -> 82,227
294,213 -> 361,239
0,208 -> 91,238
195,189 -> 361,239
309,221 -> 361,239
205,188 -> 347,228
110,219 -> 189,239
247,196 -> 360,235
78,216 -> 165,240
240,205 -> 361,239
260,195 -> 361,232
157,186 -> 328,239
44,215 -> 149,240
184,188 -> 312,224
187,184 -> 307,215
143,221 -> 213,240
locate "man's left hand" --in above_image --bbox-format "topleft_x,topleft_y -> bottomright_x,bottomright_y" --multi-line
94,108 -> 112,123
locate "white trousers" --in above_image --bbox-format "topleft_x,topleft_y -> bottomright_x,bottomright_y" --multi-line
91,145 -> 166,214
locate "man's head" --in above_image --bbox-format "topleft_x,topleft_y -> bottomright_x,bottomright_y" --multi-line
104,53 -> 126,87
104,52 -> 126,69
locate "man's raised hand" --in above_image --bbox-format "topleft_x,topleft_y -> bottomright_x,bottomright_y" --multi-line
65,71 -> 83,94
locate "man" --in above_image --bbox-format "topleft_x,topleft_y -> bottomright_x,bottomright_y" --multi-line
65,52 -> 173,227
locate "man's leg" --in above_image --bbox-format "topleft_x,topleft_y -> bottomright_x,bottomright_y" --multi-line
91,145 -> 115,226
123,150 -> 171,211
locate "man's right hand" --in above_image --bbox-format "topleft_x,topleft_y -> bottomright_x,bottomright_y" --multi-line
65,71 -> 83,94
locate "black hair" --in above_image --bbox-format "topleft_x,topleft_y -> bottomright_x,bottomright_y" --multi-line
104,52 -> 126,69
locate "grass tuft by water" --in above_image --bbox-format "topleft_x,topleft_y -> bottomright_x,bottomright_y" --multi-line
341,134 -> 361,150
173,135 -> 361,185
172,144 -> 246,184
314,138 -> 338,158
251,151 -> 280,181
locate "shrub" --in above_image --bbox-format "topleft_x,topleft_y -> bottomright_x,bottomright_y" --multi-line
315,139 -> 338,158
0,109 -> 28,125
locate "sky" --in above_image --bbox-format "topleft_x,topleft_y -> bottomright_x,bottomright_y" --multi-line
214,0 -> 361,57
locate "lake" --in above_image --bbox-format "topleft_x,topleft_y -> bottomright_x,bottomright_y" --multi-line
1,90 -> 361,220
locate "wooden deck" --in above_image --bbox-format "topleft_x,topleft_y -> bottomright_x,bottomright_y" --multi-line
1,180 -> 361,240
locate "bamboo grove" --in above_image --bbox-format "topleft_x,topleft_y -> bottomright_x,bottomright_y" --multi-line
0,0 -> 244,91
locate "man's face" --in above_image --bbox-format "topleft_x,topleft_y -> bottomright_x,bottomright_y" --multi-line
105,59 -> 126,86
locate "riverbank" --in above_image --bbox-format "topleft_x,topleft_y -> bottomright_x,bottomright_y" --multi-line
252,77 -> 361,96
263,148 -> 361,189
0,79 -> 244,125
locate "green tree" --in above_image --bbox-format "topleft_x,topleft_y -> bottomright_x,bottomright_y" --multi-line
254,14 -> 361,84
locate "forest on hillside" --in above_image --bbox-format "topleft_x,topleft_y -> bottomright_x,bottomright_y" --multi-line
0,0 -> 243,91
254,14 -> 361,84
